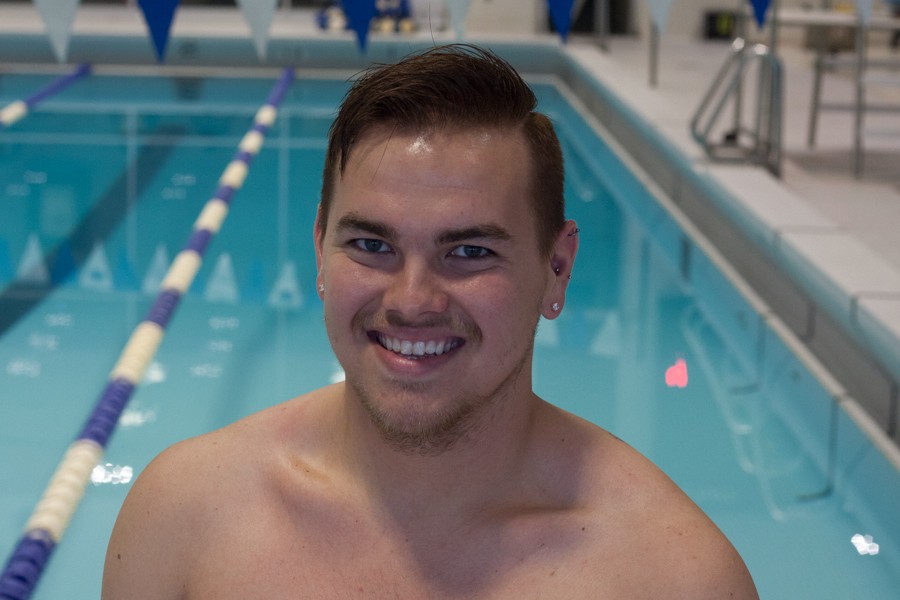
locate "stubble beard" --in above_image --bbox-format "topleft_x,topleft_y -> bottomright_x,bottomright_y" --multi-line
347,319 -> 539,458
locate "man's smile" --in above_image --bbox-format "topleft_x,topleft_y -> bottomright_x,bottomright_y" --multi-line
373,333 -> 464,358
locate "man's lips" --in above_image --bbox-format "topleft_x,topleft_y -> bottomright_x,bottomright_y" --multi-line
371,332 -> 464,358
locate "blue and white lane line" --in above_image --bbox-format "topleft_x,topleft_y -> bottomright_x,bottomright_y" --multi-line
0,67 -> 295,600
0,64 -> 92,130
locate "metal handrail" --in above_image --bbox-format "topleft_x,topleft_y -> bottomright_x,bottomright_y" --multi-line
690,37 -> 784,176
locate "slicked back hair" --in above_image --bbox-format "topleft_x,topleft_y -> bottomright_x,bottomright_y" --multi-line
318,44 -> 565,257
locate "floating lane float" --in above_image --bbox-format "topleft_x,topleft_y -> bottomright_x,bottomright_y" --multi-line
0,66 -> 295,600
0,64 -> 91,130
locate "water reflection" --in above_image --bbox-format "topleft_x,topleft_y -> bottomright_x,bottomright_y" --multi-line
90,463 -> 133,486
851,534 -> 880,556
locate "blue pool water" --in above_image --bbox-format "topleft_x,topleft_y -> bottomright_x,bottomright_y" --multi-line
1,69 -> 899,599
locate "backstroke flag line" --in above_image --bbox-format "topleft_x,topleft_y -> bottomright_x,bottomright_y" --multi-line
138,0 -> 181,62
34,0 -> 82,62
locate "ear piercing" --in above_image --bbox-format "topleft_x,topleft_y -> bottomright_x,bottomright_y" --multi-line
567,227 -> 580,237
554,266 -> 572,280
551,303 -> 561,312
317,283 -> 325,293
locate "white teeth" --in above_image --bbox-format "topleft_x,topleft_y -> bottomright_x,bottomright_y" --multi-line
378,334 -> 457,357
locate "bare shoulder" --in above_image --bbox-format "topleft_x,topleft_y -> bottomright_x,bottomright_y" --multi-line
102,433 -> 211,599
102,387 -> 331,599
541,408 -> 758,599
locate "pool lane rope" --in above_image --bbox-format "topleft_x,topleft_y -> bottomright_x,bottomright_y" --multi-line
0,67 -> 295,600
0,64 -> 92,130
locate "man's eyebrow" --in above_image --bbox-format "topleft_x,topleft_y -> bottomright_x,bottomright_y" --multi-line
436,224 -> 514,245
334,213 -> 398,240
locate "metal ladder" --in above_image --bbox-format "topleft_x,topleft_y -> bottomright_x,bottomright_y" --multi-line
690,37 -> 785,177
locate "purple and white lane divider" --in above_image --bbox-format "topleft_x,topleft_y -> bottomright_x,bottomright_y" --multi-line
0,64 -> 92,130
0,67 -> 295,600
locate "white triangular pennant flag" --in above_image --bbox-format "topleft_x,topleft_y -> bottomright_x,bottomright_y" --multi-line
446,0 -> 470,39
204,253 -> 239,303
236,0 -> 279,60
854,0 -> 874,25
79,242 -> 113,292
34,0 -> 82,62
267,261 -> 303,309
646,0 -> 675,31
16,233 -> 49,285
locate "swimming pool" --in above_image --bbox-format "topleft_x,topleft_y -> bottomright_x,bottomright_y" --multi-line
1,62 -> 899,599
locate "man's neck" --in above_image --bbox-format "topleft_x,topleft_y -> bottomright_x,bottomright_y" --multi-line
331,383 -> 545,525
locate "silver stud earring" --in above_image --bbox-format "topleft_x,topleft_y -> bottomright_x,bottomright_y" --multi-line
317,283 -> 325,293
551,302 -> 561,312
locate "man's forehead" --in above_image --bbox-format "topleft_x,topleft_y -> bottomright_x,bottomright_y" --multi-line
342,124 -> 523,169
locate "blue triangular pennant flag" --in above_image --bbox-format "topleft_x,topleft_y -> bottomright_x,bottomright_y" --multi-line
138,0 -> 181,62
547,0 -> 575,43
342,0 -> 377,51
749,0 -> 770,28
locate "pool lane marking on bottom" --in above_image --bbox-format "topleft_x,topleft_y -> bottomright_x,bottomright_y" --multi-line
0,66 -> 295,600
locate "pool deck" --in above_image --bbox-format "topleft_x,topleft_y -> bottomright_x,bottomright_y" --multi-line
2,4 -> 900,445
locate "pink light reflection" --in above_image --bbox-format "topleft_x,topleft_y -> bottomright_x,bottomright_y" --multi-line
665,358 -> 689,388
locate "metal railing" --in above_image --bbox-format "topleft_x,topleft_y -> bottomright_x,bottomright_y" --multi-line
690,37 -> 784,177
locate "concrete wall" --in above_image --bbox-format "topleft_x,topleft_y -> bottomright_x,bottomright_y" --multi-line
466,0 -> 545,34
410,0 -> 545,35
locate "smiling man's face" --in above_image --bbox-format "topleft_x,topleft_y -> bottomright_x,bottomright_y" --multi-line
315,126 -> 565,454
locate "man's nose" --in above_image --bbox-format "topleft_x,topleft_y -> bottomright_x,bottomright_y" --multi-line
383,260 -> 449,319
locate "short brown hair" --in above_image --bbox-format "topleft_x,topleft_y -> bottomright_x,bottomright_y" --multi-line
318,44 -> 565,256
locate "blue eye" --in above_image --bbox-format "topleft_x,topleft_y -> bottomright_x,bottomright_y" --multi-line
450,245 -> 491,259
353,239 -> 391,253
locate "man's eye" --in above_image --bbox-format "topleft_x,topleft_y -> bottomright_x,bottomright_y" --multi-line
449,245 -> 491,259
353,239 -> 392,253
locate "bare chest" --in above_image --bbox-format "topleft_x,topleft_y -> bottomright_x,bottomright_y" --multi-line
182,507 -> 622,599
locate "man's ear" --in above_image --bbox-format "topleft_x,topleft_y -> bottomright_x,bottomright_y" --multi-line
314,204 -> 325,297
314,204 -> 325,268
541,220 -> 579,320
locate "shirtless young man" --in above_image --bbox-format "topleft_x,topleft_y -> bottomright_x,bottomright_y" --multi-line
102,45 -> 758,599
